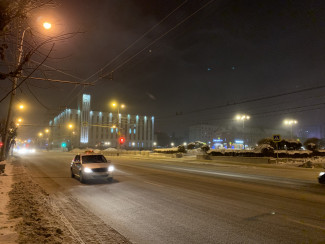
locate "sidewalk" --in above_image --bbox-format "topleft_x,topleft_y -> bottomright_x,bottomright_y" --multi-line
0,160 -> 18,244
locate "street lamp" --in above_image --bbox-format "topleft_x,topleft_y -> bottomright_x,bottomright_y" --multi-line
43,22 -> 52,30
111,102 -> 126,149
171,142 -> 175,147
235,114 -> 250,149
235,114 -> 250,128
284,119 -> 297,138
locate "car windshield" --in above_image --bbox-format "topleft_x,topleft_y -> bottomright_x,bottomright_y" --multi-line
82,155 -> 107,163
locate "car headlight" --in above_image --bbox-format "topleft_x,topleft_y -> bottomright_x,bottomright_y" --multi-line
108,165 -> 115,172
83,167 -> 92,173
319,172 -> 325,177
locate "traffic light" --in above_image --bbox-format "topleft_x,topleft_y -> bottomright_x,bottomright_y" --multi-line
61,142 -> 67,148
119,137 -> 125,144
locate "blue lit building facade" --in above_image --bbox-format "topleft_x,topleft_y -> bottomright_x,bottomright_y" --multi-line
49,94 -> 155,149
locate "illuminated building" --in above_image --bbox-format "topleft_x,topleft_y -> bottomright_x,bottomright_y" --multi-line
49,94 -> 154,149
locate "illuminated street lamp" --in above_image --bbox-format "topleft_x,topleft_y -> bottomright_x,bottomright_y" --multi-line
284,119 -> 298,138
43,22 -> 52,30
235,114 -> 250,149
235,114 -> 250,128
171,142 -> 175,147
18,104 -> 24,110
45,129 -> 49,133
38,132 -> 43,137
68,124 -> 73,129
111,102 -> 126,149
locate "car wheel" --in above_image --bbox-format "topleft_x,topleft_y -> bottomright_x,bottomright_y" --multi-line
71,169 -> 75,178
107,177 -> 113,183
79,171 -> 87,183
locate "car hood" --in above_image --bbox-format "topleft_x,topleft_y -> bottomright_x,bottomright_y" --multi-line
82,163 -> 111,169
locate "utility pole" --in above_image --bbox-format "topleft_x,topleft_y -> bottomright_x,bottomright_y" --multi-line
1,28 -> 28,160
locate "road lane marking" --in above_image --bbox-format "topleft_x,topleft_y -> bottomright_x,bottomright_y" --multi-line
143,180 -> 164,187
157,165 -> 308,186
286,217 -> 325,231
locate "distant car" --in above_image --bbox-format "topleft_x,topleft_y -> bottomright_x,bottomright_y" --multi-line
70,153 -> 114,183
318,172 -> 325,184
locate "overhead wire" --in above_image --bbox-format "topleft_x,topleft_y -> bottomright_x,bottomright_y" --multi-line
64,1 -> 215,107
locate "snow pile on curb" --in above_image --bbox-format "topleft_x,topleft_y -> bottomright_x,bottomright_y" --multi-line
8,159 -> 77,244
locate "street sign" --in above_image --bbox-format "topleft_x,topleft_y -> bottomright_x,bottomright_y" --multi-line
273,134 -> 281,142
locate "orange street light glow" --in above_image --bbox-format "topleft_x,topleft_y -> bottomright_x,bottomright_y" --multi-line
43,22 -> 52,30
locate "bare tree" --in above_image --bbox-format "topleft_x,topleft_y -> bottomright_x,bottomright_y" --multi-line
0,0 -> 80,160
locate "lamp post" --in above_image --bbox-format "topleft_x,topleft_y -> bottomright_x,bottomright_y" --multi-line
111,102 -> 125,149
1,22 -> 52,160
67,124 -> 74,150
235,114 -> 250,149
284,119 -> 297,139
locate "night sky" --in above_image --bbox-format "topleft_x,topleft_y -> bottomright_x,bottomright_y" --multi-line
1,0 -> 325,139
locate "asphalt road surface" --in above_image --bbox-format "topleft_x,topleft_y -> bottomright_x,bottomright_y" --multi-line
20,151 -> 325,244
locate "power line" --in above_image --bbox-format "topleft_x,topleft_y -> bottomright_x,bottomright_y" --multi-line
65,1 -> 215,107
85,0 -> 189,83
99,0 -> 216,80
156,83 -> 325,120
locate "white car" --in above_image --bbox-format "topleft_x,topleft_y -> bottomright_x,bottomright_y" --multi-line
70,153 -> 114,183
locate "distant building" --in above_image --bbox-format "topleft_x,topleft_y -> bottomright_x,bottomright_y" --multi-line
49,94 -> 154,149
188,124 -> 289,149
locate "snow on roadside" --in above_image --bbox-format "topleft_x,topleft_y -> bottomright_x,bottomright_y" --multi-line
7,158 -> 78,244
0,159 -> 19,244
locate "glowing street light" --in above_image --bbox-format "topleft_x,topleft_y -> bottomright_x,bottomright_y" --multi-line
235,114 -> 250,149
110,102 -> 126,149
284,119 -> 298,138
171,142 -> 175,147
17,118 -> 23,123
235,114 -> 250,128
38,132 -> 43,137
68,124 -> 73,129
45,129 -> 49,133
18,104 -> 24,110
43,22 -> 52,30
